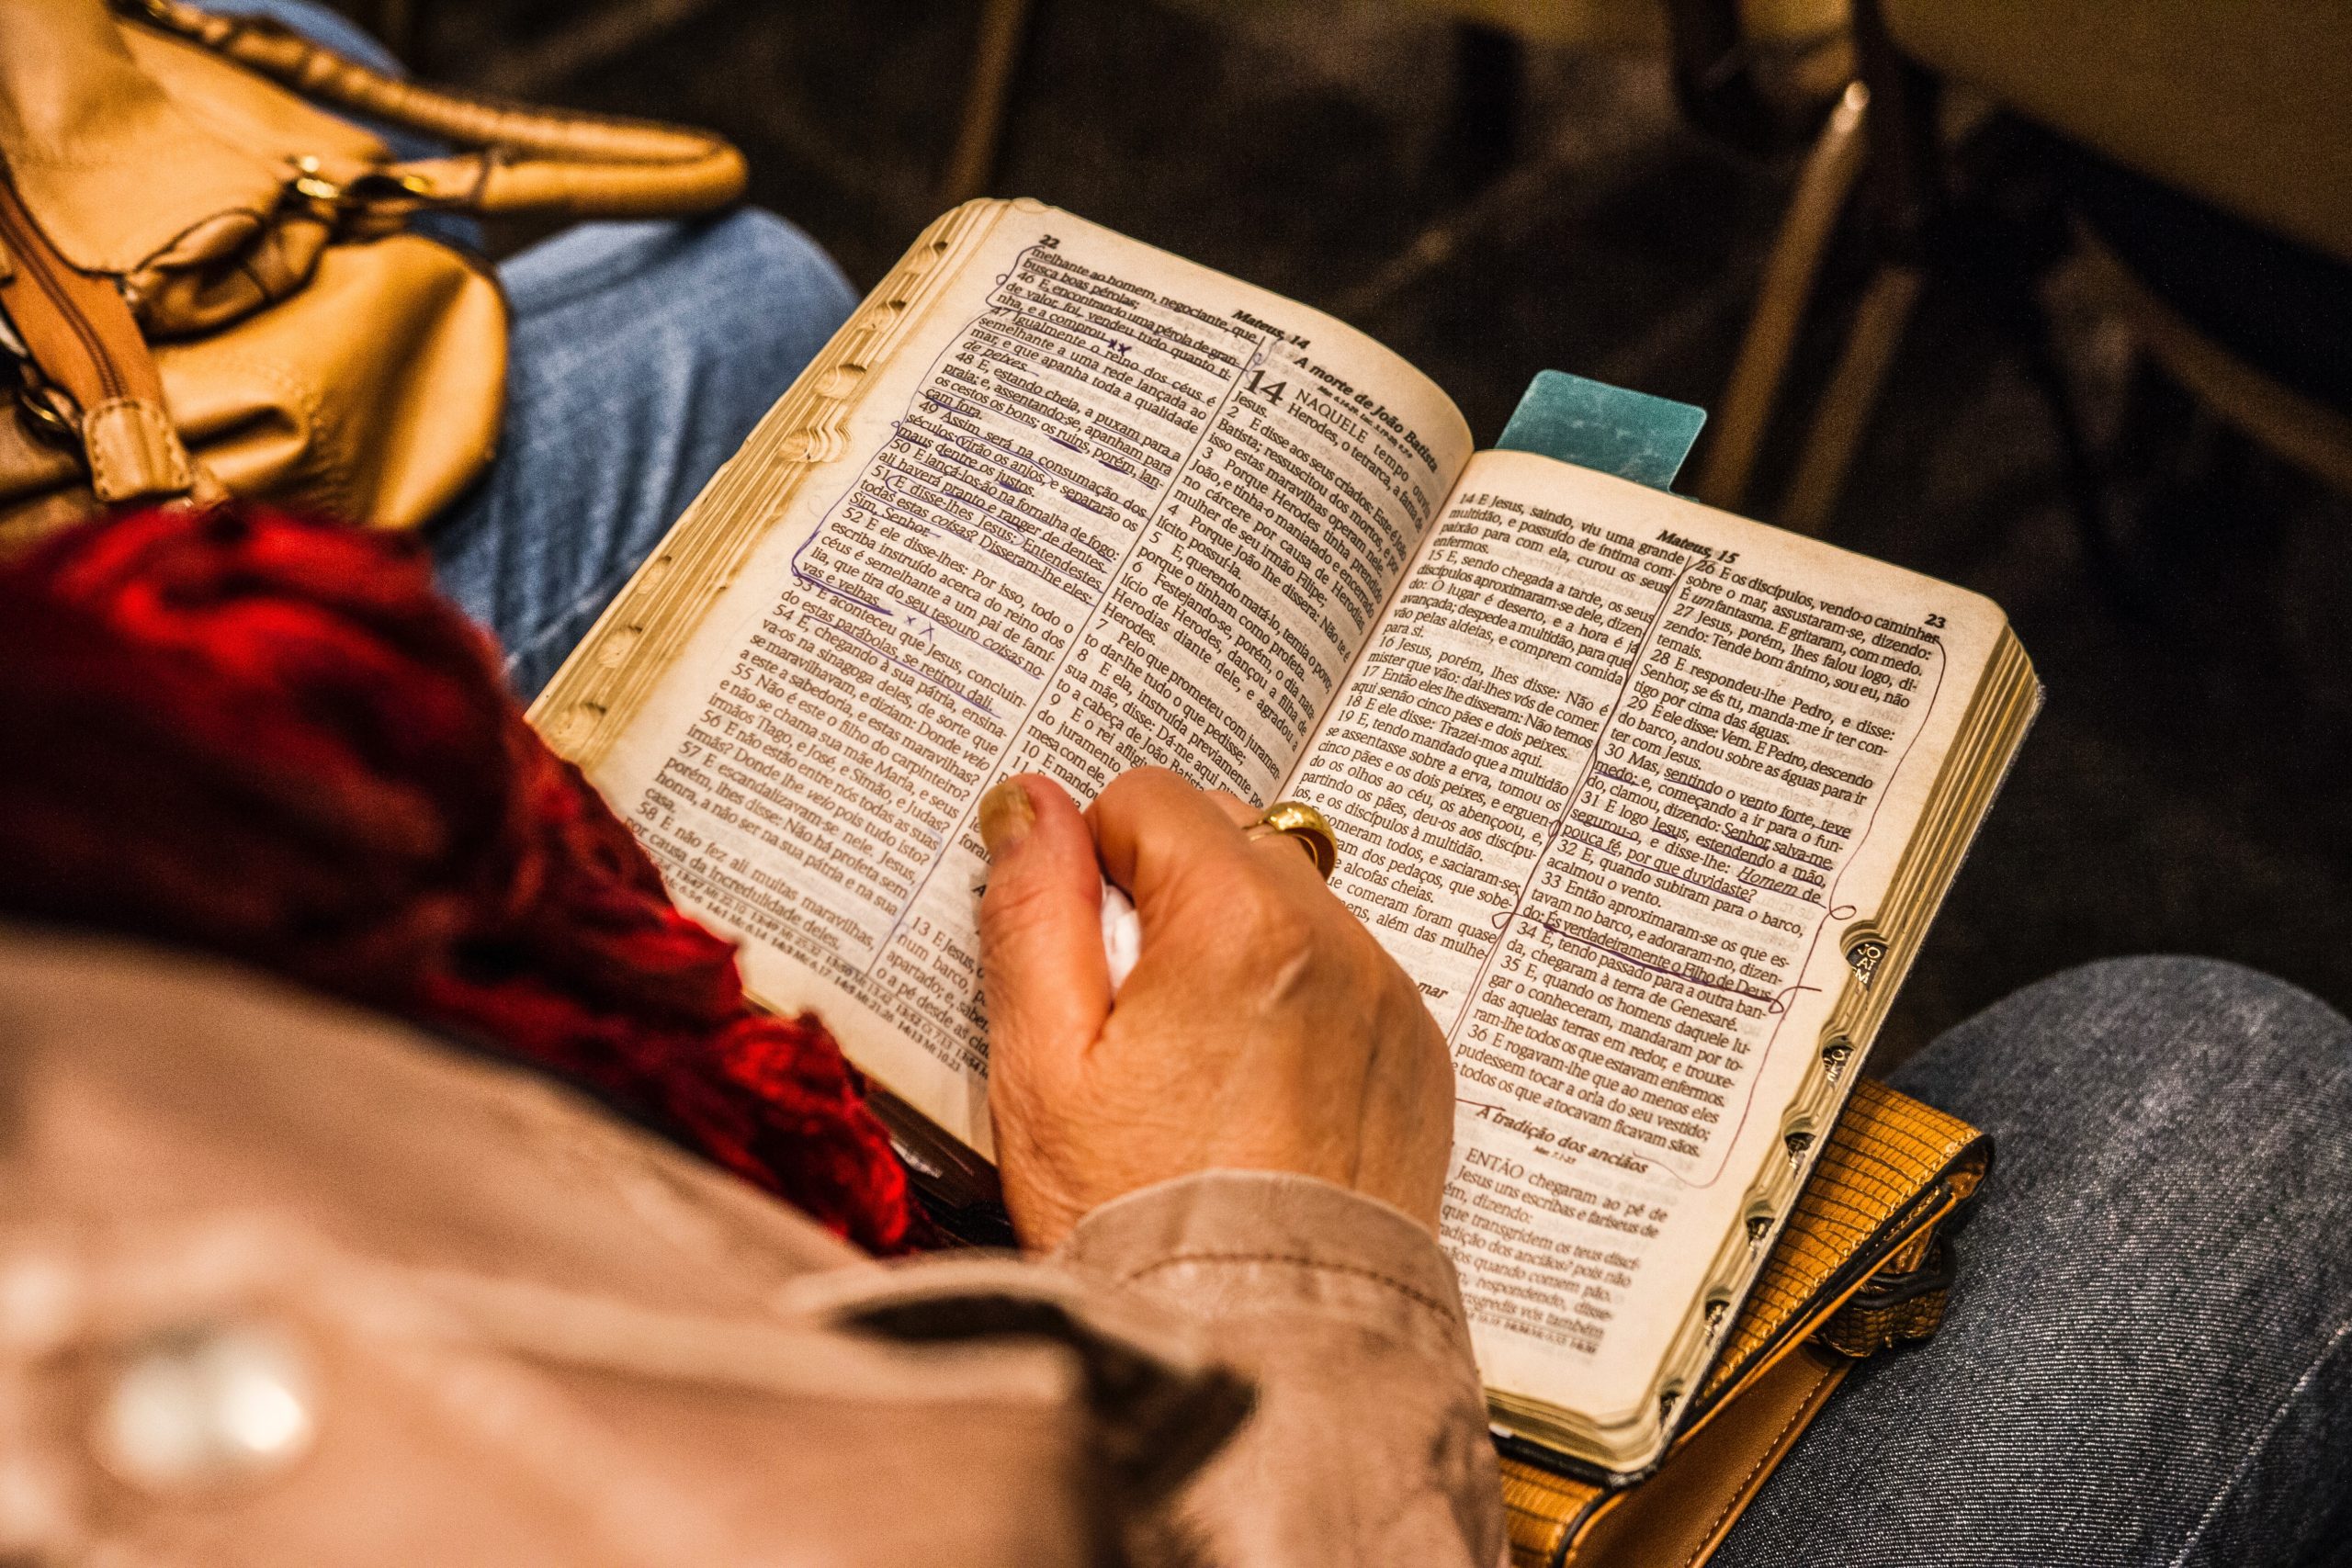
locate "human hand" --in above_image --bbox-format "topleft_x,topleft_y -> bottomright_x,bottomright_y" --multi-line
977,768 -> 1453,1251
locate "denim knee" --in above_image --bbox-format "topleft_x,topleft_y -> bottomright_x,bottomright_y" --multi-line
1887,955 -> 2352,1438
437,208 -> 855,694
1713,964 -> 2352,1566
1894,954 -> 2350,1154
2007,953 -> 2332,1037
503,209 -> 854,352
686,209 -> 860,375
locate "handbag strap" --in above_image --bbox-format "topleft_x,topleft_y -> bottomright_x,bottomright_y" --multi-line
119,0 -> 747,220
0,177 -> 200,504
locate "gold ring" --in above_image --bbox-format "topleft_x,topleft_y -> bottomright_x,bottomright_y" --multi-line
1245,800 -> 1338,881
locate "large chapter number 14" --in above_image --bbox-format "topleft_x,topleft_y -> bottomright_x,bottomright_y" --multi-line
1241,368 -> 1286,403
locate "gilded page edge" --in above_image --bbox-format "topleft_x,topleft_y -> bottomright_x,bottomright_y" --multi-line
528,199 -> 1013,765
1488,618 -> 2039,1476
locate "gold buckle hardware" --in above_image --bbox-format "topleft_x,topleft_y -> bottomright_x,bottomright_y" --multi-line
11,364 -> 81,448
290,156 -> 437,209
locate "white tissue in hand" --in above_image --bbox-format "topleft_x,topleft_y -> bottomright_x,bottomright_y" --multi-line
1100,881 -> 1140,993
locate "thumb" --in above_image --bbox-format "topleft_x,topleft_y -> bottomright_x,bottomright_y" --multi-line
978,774 -> 1110,1072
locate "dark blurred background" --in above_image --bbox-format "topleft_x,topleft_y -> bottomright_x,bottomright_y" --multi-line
346,0 -> 2349,1059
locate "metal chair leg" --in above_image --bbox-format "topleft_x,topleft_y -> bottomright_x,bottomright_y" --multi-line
1778,262 -> 1922,534
940,0 -> 1039,207
1691,81 -> 1871,513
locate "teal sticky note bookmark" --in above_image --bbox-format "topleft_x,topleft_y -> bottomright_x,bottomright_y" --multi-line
1493,369 -> 1706,492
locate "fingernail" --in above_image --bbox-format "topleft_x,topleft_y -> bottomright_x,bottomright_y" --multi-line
978,776 -> 1035,857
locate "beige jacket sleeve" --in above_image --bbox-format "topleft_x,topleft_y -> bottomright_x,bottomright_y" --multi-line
1057,1172 -> 1508,1567
0,927 -> 1504,1566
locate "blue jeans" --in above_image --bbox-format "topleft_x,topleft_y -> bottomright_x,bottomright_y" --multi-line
220,7 -> 2352,1562
209,0 -> 858,699
1723,959 -> 2352,1568
429,217 -> 854,694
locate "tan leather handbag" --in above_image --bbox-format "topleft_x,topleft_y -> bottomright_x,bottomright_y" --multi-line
0,0 -> 749,549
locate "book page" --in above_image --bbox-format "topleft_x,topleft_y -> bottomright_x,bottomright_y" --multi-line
1284,449 -> 2004,1422
580,204 -> 1473,1153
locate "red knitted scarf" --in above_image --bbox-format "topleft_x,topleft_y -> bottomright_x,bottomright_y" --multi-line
0,506 -> 914,1254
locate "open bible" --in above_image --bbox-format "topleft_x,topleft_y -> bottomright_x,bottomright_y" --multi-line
531,198 -> 2040,1481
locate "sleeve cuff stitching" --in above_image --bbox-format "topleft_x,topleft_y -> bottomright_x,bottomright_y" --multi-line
1112,1250 -> 1465,1339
